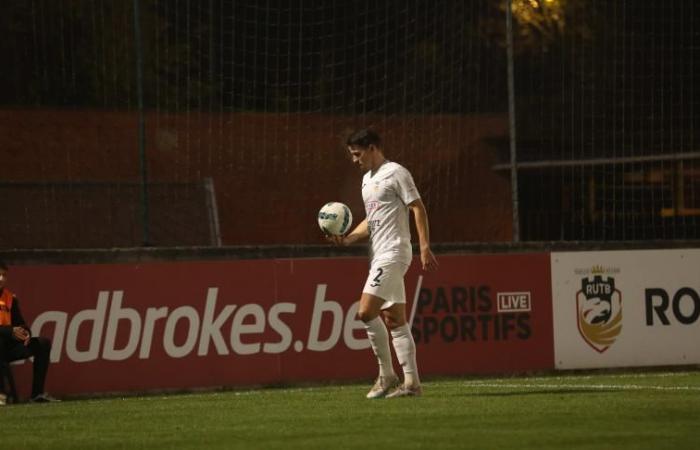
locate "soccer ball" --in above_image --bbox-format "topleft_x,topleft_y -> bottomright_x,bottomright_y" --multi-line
317,202 -> 353,236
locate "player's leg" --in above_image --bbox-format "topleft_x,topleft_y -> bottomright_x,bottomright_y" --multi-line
4,336 -> 58,402
0,337 -> 18,398
359,265 -> 400,399
25,336 -> 53,400
358,292 -> 396,380
382,302 -> 422,398
0,337 -> 46,402
365,261 -> 421,398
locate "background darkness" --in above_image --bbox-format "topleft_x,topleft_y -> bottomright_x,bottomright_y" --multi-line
0,0 -> 698,245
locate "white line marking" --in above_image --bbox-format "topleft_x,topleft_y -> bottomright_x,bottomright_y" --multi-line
409,275 -> 423,328
461,382 -> 700,392
448,371 -> 697,384
525,371 -> 696,381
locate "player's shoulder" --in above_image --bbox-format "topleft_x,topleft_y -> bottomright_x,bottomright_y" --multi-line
385,161 -> 414,180
383,161 -> 406,172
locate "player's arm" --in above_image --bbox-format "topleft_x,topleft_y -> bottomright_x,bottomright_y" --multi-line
10,296 -> 30,344
328,218 -> 369,246
408,199 -> 438,271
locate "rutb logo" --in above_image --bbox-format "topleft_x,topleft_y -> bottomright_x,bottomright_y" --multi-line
576,275 -> 622,353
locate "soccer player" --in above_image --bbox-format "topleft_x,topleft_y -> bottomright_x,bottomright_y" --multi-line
329,128 -> 438,398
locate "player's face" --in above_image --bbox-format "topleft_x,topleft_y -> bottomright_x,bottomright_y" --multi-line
348,145 -> 375,172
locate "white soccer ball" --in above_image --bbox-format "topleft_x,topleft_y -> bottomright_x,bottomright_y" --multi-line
318,202 -> 353,236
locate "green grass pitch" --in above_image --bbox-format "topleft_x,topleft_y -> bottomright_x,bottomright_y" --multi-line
4,370 -> 699,449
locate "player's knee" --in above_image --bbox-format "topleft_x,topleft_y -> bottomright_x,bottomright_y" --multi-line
357,307 -> 378,323
35,336 -> 52,353
383,316 -> 395,329
382,314 -> 407,330
357,309 -> 371,323
383,317 -> 399,330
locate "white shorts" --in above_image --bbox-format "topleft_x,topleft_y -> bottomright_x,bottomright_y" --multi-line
362,260 -> 410,310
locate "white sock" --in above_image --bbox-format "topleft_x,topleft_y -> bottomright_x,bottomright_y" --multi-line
391,323 -> 420,386
364,316 -> 395,378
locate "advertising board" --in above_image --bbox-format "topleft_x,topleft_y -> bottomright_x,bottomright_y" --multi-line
551,249 -> 700,369
7,253 -> 553,398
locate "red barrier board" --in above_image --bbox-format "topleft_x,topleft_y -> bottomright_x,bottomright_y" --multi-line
7,254 -> 553,398
407,254 -> 554,375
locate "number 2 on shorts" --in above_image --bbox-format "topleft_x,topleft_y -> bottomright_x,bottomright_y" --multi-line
370,267 -> 384,287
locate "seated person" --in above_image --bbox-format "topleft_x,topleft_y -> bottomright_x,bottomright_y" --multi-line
0,261 -> 59,403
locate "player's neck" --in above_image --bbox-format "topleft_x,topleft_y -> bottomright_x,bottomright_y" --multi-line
370,157 -> 388,175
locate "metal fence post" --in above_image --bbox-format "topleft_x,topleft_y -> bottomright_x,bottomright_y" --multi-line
506,0 -> 520,242
133,0 -> 150,245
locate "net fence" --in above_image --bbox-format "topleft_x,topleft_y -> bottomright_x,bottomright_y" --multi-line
0,180 -> 220,248
0,0 -> 698,249
508,0 -> 699,240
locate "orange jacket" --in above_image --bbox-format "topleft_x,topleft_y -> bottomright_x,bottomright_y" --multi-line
0,288 -> 14,326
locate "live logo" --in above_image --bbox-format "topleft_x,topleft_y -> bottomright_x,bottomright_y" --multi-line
497,292 -> 532,312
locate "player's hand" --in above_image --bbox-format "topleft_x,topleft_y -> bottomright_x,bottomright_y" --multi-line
420,247 -> 438,272
325,234 -> 346,246
12,326 -> 30,344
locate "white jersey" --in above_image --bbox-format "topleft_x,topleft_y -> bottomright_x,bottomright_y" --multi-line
362,161 -> 420,265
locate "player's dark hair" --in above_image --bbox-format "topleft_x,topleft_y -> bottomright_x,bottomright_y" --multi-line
0,261 -> 8,271
346,129 -> 381,148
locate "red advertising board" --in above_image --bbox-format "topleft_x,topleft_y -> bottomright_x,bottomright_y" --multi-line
7,254 -> 553,398
407,254 -> 554,375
